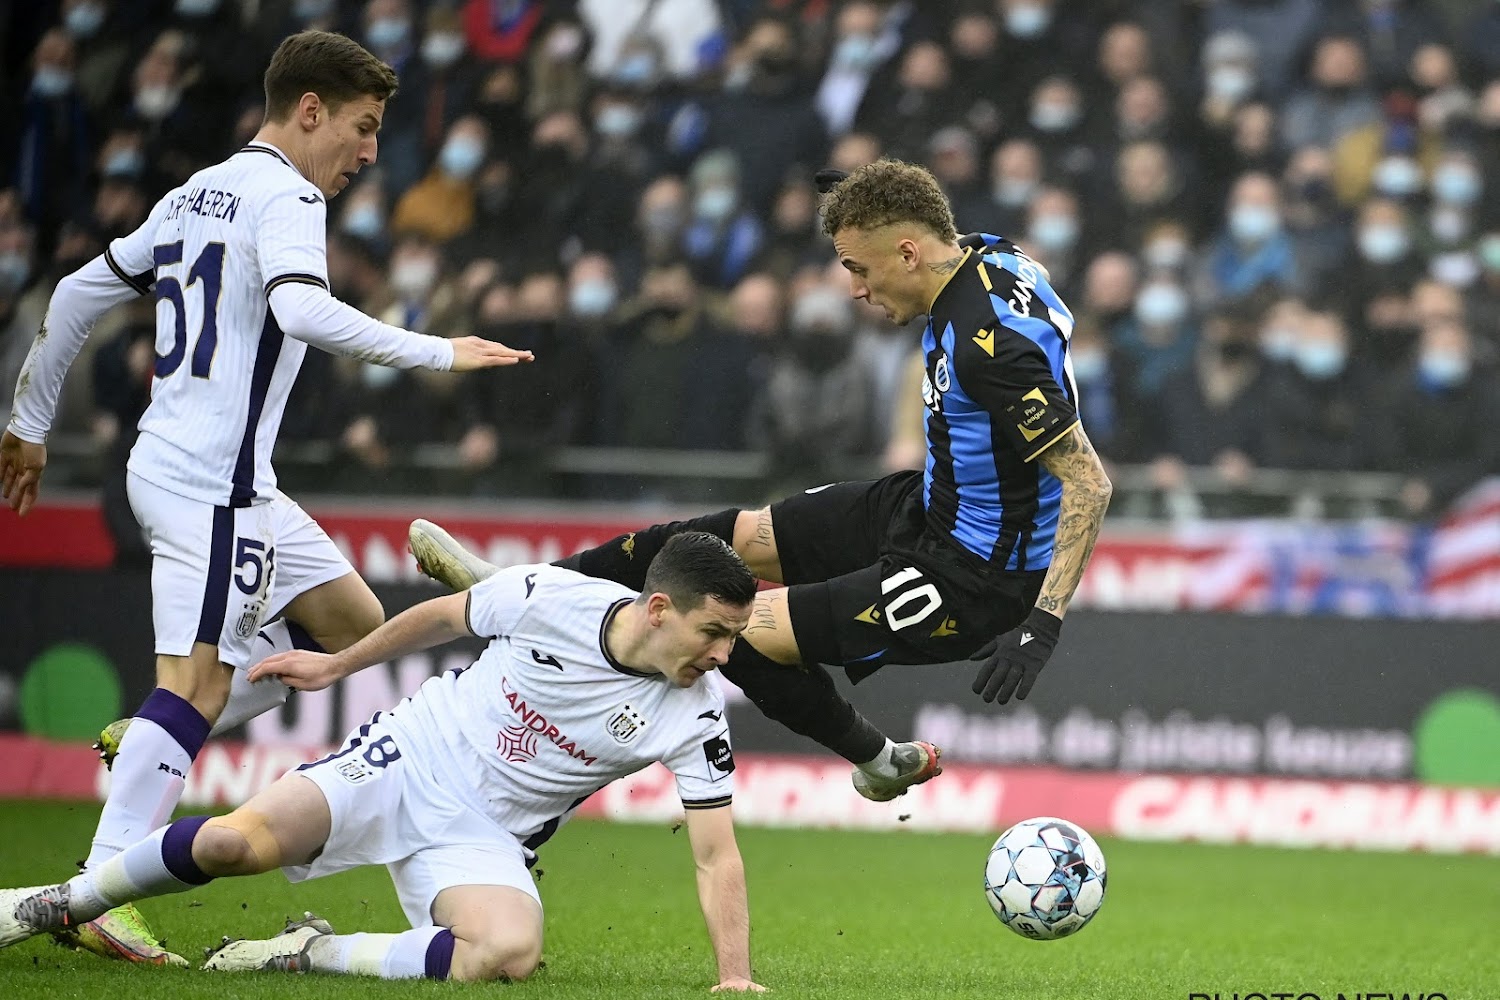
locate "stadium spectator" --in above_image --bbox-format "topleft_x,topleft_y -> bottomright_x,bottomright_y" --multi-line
1115,271 -> 1198,404
681,149 -> 764,290
15,29 -> 90,242
814,1 -> 892,139
1195,171 -> 1301,303
1319,0 -> 1451,93
1260,310 -> 1381,471
1023,75 -> 1097,188
985,137 -> 1044,239
1022,186 -> 1084,297
390,115 -> 487,244
1203,0 -> 1324,103
924,126 -> 989,234
1279,35 -> 1383,152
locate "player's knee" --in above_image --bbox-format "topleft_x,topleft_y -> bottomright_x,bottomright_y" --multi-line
454,931 -> 541,983
193,818 -> 261,875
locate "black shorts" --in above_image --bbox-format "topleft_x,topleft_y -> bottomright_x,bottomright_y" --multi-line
769,471 -> 1045,682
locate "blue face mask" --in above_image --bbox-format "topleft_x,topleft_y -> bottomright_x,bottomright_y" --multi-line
1432,165 -> 1481,206
992,177 -> 1036,208
1372,156 -> 1423,197
1229,205 -> 1280,244
1006,3 -> 1051,39
695,187 -> 736,221
367,17 -> 410,51
1418,350 -> 1469,388
1260,327 -> 1298,362
1029,213 -> 1078,251
570,279 -> 618,318
1134,283 -> 1188,327
104,147 -> 145,178
65,2 -> 106,37
1359,224 -> 1409,264
175,0 -> 220,16
833,34 -> 879,72
1481,236 -> 1500,273
596,105 -> 643,138
1029,102 -> 1079,132
1070,350 -> 1107,382
614,54 -> 657,86
439,138 -> 484,179
31,67 -> 73,98
341,202 -> 384,240
0,253 -> 31,295
1294,340 -> 1346,380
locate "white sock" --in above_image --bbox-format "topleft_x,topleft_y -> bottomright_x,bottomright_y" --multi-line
306,927 -> 451,979
209,621 -> 298,737
856,739 -> 899,778
70,817 -> 211,921
86,690 -> 209,868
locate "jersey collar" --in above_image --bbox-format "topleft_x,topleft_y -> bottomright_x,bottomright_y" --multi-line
598,598 -> 657,679
239,141 -> 296,171
926,245 -> 973,314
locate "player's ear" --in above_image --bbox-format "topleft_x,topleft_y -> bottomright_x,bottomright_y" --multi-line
899,237 -> 920,272
646,592 -> 672,626
299,92 -> 322,130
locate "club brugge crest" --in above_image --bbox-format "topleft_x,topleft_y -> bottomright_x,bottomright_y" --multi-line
607,704 -> 648,745
234,600 -> 265,640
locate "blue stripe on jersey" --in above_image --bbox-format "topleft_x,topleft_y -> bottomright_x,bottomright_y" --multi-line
939,323 -> 1005,558
194,504 -> 235,645
230,312 -> 286,506
983,250 -> 1074,385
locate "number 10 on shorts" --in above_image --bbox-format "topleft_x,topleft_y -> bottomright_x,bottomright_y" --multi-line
881,567 -> 944,631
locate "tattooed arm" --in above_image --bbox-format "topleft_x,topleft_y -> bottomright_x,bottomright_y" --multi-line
1033,425 -> 1113,617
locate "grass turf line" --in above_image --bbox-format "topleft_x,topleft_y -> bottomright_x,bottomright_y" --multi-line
0,800 -> 1494,999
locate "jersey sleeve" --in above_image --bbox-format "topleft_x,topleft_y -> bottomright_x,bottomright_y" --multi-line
254,183 -> 330,297
464,564 -> 542,640
957,261 -> 1080,463
660,693 -> 735,810
102,194 -> 172,296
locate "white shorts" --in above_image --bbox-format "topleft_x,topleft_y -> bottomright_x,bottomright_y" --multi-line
127,473 -> 353,668
285,713 -> 541,928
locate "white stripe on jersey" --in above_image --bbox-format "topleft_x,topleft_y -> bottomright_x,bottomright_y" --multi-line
384,565 -> 735,851
114,142 -> 329,506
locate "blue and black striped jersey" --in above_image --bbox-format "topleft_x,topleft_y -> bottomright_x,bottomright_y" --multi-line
920,233 -> 1080,572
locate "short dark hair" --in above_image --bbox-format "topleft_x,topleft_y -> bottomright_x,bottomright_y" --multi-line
641,533 -> 756,610
263,30 -> 398,123
819,158 -> 957,242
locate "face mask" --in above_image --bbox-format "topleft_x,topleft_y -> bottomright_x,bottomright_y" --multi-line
1208,66 -> 1254,103
615,53 -> 657,86
1432,165 -> 1481,205
175,0 -> 220,16
993,177 -> 1036,208
596,105 -> 643,139
1480,235 -> 1500,273
1429,250 -> 1479,288
295,0 -> 333,19
1145,238 -> 1188,270
439,137 -> 484,179
1260,326 -> 1298,362
391,258 -> 438,298
1005,3 -> 1051,39
0,253 -> 31,295
1430,206 -> 1469,245
1293,340 -> 1346,380
1418,349 -> 1470,387
1372,156 -> 1423,196
1070,349 -> 1106,381
360,362 -> 401,390
367,17 -> 410,51
834,34 -> 879,72
135,85 -> 180,120
32,67 -> 73,98
104,147 -> 145,178
1229,204 -> 1280,244
1029,213 -> 1078,251
695,187 -> 736,221
643,205 -> 683,237
1134,282 -> 1188,327
341,202 -> 383,240
1358,224 -> 1409,263
1029,102 -> 1078,133
65,2 -> 106,37
570,279 -> 618,318
421,32 -> 466,68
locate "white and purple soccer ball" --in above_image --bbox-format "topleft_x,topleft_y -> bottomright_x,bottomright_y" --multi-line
983,816 -> 1107,940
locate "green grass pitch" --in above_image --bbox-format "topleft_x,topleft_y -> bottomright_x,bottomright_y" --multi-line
0,800 -> 1494,999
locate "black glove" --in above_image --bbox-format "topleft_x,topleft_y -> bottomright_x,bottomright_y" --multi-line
970,608 -> 1062,704
814,168 -> 848,193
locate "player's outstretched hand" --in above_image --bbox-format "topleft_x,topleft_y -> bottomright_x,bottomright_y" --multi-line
711,978 -> 768,993
0,429 -> 47,517
969,607 -> 1062,705
248,649 -> 345,692
449,336 -> 535,372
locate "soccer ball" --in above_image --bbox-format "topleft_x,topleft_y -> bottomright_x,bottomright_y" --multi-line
983,816 -> 1107,940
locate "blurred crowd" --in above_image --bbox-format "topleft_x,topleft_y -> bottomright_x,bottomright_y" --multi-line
1,0 -> 1499,515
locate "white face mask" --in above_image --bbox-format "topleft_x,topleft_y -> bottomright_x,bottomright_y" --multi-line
391,257 -> 438,298
422,32 -> 466,68
135,85 -> 181,120
1207,66 -> 1254,103
360,362 -> 401,389
32,66 -> 74,98
66,2 -> 106,37
1372,156 -> 1423,196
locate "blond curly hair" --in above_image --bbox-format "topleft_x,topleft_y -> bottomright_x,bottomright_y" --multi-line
819,158 -> 957,243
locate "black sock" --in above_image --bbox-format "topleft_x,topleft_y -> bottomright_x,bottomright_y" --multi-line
552,509 -> 741,591
721,641 -> 887,764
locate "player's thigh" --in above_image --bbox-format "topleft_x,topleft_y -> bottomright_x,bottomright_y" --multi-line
739,588 -> 801,665
266,493 -> 382,651
201,770 -> 334,873
127,471 -> 276,667
784,557 -> 969,676
763,471 -> 923,585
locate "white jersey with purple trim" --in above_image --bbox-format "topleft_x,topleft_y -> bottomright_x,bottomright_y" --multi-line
383,564 -> 735,853
110,141 -> 329,506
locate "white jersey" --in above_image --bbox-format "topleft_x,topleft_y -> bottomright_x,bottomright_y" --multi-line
383,565 -> 735,851
105,142 -> 327,505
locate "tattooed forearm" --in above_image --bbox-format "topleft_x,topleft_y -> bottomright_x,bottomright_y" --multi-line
1035,426 -> 1112,618
928,255 -> 964,275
